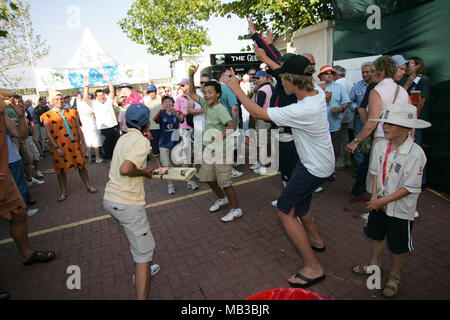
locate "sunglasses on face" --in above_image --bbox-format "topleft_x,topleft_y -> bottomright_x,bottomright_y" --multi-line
323,72 -> 334,75
248,73 -> 256,76
200,81 -> 206,85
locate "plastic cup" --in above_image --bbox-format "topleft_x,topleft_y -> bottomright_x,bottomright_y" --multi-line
410,90 -> 421,105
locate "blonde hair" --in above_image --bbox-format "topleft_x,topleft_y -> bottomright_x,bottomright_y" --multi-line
48,90 -> 63,106
282,71 -> 315,91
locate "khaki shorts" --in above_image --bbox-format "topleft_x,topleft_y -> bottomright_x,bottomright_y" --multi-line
17,138 -> 33,166
199,150 -> 233,188
103,200 -> 155,263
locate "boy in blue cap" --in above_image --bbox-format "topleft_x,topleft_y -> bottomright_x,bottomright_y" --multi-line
103,103 -> 159,300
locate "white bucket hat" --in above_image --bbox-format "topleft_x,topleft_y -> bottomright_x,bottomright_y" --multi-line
370,103 -> 431,129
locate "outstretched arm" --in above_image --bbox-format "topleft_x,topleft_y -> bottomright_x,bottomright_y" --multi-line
224,68 -> 270,121
188,65 -> 201,104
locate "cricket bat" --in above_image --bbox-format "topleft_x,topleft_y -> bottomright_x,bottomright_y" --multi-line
152,168 -> 197,182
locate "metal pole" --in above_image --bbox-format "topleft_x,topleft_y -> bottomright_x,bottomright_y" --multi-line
23,17 -> 40,97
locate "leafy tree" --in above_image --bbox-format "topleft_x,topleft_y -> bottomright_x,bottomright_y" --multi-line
119,0 -> 220,60
0,0 -> 18,37
0,0 -> 49,87
220,0 -> 334,52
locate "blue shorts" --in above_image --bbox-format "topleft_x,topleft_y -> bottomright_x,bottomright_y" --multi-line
277,161 -> 327,217
150,130 -> 160,157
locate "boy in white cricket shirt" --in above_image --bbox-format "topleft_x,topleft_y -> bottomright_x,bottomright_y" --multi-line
352,103 -> 430,298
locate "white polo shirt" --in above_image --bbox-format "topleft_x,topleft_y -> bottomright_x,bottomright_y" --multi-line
369,135 -> 426,221
267,86 -> 335,178
92,96 -> 118,130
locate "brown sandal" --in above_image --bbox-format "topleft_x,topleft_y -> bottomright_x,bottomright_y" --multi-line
382,275 -> 401,298
351,263 -> 384,275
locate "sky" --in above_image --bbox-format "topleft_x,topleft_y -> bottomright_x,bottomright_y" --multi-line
12,0 -> 253,88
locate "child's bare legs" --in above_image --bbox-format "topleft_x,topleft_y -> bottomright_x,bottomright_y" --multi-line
135,262 -> 150,300
277,208 -> 324,284
299,211 -> 325,249
223,185 -> 238,209
370,239 -> 386,266
383,252 -> 405,297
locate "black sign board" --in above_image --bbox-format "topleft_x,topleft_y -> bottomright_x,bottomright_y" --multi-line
210,53 -> 260,66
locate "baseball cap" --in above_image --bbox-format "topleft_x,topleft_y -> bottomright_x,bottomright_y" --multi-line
118,83 -> 134,89
178,78 -> 189,86
273,55 -> 313,76
254,70 -> 268,78
392,55 -> 408,67
369,103 -> 431,129
146,85 -> 157,93
125,103 -> 150,131
280,53 -> 296,63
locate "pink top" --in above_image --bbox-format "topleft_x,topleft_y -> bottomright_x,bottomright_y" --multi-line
372,78 -> 409,138
174,94 -> 192,130
126,91 -> 144,106
118,109 -> 128,133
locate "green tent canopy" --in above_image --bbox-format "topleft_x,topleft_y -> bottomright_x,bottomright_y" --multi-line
333,0 -> 450,193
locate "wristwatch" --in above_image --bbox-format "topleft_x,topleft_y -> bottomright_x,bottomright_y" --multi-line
353,138 -> 360,143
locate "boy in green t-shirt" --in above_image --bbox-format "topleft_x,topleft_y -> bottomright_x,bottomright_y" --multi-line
188,66 -> 243,222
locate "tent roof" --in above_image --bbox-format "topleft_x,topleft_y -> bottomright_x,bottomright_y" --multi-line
66,28 -> 118,69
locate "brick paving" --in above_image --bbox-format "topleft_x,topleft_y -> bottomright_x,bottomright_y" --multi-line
0,154 -> 449,300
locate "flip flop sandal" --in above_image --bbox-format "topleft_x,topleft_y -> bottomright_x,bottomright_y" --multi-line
288,273 -> 326,289
382,275 -> 401,298
311,245 -> 326,252
57,194 -> 68,202
23,251 -> 56,266
351,263 -> 384,275
43,169 -> 56,174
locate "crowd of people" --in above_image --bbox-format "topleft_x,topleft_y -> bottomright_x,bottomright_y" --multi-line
0,17 -> 432,300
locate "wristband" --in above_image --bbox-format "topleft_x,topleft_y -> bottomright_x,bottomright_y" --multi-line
54,145 -> 60,149
353,138 -> 360,143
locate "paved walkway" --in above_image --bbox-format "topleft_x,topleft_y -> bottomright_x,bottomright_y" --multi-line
1,155 -> 449,300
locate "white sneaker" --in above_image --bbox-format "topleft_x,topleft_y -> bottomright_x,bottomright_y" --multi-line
35,170 -> 44,178
168,184 -> 176,195
209,197 -> 229,212
254,167 -> 273,175
271,200 -> 278,208
221,208 -> 243,222
27,208 -> 39,217
187,180 -> 198,190
314,186 -> 323,193
282,181 -> 287,188
132,264 -> 161,285
361,212 -> 370,220
28,177 -> 45,187
231,168 -> 243,178
250,163 -> 261,170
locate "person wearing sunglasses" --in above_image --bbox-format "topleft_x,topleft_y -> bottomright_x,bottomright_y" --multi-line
318,66 -> 351,175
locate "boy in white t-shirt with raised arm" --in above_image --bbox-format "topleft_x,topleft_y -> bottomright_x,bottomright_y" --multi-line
352,103 -> 430,298
224,55 -> 334,289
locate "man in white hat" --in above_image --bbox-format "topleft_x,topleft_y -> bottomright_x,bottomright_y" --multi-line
351,103 -> 430,298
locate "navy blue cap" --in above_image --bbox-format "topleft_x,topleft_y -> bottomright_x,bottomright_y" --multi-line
125,103 -> 150,131
146,85 -> 157,93
118,83 -> 134,89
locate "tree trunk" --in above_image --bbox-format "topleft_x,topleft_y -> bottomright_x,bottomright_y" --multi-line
285,15 -> 295,53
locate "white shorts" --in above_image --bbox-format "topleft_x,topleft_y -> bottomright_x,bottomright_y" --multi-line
103,200 -> 155,263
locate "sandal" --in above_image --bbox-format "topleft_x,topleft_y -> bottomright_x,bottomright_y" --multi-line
382,275 -> 401,298
57,194 -> 68,202
87,187 -> 98,194
288,273 -> 326,289
23,251 -> 56,266
351,263 -> 384,275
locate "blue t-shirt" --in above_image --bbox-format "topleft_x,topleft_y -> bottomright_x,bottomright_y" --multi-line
7,134 -> 21,164
325,81 -> 351,132
156,110 -> 181,149
220,83 -> 240,125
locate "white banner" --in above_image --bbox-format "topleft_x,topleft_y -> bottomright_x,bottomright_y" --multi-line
35,63 -> 149,91
333,55 -> 381,84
